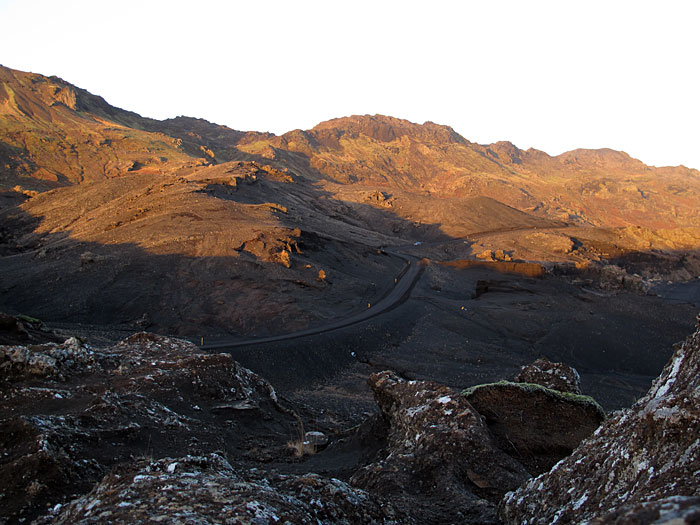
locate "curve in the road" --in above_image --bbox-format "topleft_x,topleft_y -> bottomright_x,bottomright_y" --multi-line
200,258 -> 424,350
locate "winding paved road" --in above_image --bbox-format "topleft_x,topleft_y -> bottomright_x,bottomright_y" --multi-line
200,257 -> 424,350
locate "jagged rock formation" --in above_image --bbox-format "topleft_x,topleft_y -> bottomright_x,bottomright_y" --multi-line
1,335 -> 98,380
500,322 -> 700,524
350,371 -> 532,523
514,357 -> 582,394
40,454 -> 408,524
0,333 -> 299,523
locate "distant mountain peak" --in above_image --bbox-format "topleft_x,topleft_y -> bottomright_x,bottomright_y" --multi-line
310,114 -> 467,145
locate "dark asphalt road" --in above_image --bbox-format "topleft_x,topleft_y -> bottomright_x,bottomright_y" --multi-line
200,258 -> 424,350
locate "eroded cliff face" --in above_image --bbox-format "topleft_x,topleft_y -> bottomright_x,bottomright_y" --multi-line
500,320 -> 700,524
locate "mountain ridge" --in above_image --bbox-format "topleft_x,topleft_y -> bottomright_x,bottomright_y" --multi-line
1,64 -> 699,337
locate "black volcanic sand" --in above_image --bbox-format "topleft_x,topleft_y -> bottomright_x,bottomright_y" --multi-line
34,263 -> 697,417
222,263 -> 696,414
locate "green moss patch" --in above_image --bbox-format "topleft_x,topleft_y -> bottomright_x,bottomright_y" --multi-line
462,380 -> 606,419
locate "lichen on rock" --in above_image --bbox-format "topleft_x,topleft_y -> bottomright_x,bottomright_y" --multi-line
0,336 -> 97,381
0,332 -> 300,523
462,380 -> 605,475
40,454 -> 408,524
499,325 -> 700,524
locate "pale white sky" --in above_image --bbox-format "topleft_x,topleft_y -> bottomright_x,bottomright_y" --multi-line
1,0 -> 698,169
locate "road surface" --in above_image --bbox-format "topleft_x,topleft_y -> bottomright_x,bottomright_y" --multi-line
200,258 -> 423,349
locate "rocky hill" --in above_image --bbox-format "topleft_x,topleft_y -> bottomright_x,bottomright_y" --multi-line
238,114 -> 700,229
500,319 -> 700,523
4,64 -> 700,231
2,64 -> 699,338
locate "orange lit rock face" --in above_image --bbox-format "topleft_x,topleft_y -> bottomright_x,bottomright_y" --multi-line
239,115 -> 700,231
3,63 -> 699,233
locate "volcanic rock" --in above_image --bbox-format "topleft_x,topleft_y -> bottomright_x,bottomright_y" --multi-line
304,430 -> 329,448
588,496 -> 700,524
462,381 -> 605,476
41,454 -> 408,524
4,64 -> 700,341
500,323 -> 700,524
597,263 -> 649,292
1,336 -> 97,381
0,333 -> 299,523
514,357 -> 582,394
350,371 -> 531,524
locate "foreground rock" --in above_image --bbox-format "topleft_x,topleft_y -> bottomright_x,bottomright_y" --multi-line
463,380 -> 605,475
1,335 -> 98,380
351,371 -> 531,524
589,496 -> 700,524
41,454 -> 408,524
500,323 -> 700,524
0,333 -> 299,523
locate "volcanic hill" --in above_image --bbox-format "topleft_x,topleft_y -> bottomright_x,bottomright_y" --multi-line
0,63 -> 698,404
2,65 -> 698,339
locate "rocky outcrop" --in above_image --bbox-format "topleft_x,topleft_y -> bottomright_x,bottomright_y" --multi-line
463,381 -> 605,476
514,357 -> 582,394
350,371 -> 531,524
1,336 -> 98,380
500,323 -> 700,524
0,333 -> 299,523
5,322 -> 696,524
41,454 -> 408,524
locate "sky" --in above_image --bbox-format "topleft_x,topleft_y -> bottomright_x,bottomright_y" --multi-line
1,0 -> 698,169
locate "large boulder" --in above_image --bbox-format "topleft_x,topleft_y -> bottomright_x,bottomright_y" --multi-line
514,357 -> 582,394
350,371 -> 531,524
500,323 -> 700,524
463,380 -> 605,475
41,454 -> 408,524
